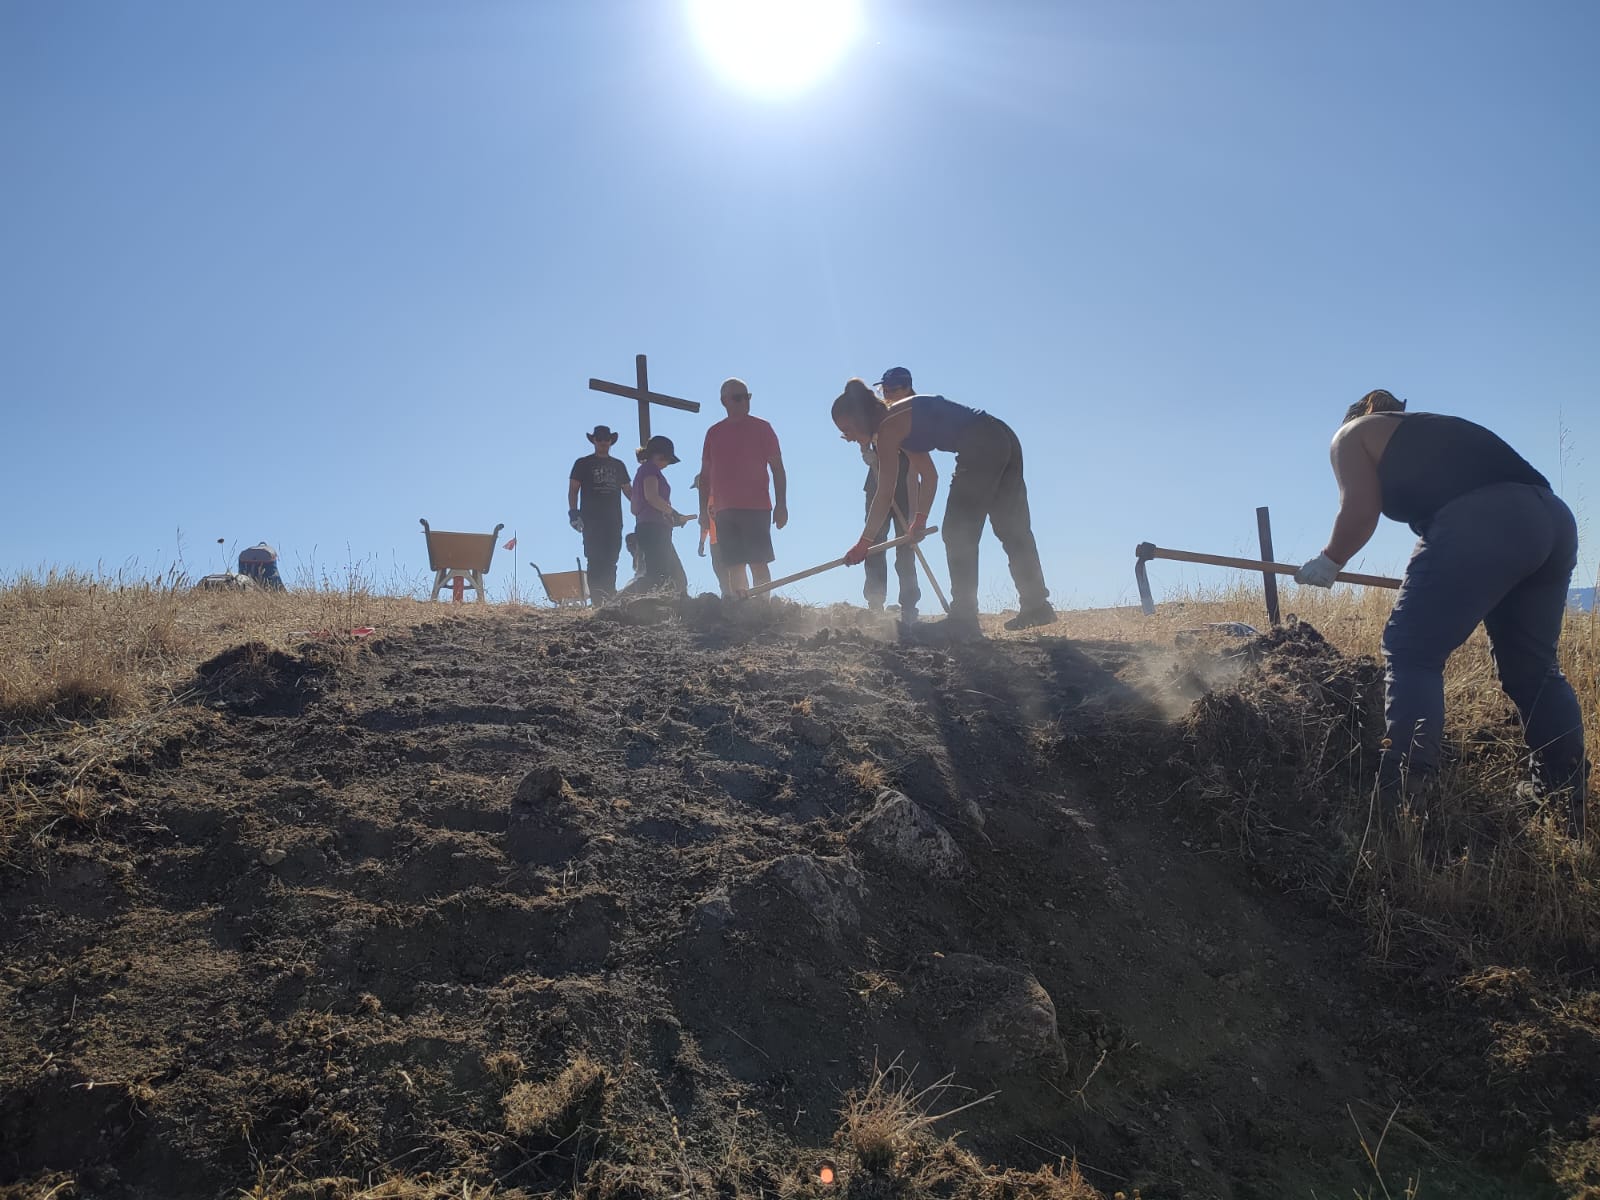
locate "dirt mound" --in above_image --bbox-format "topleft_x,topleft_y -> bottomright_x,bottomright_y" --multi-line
1179,617 -> 1385,888
193,638 -> 364,715
0,608 -> 1588,1198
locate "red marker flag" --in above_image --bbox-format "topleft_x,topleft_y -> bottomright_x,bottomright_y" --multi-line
502,536 -> 517,551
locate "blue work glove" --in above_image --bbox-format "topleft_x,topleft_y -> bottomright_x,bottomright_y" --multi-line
568,508 -> 583,533
1294,553 -> 1344,588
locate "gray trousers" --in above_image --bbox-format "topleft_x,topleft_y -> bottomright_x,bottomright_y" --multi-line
864,462 -> 920,613
1381,482 -> 1585,807
943,415 -> 1049,620
621,523 -> 686,597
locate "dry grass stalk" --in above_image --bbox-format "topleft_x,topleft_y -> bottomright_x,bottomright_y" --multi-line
503,1055 -> 608,1141
846,760 -> 888,795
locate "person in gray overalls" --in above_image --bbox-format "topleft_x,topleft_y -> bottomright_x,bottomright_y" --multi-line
1295,389 -> 1588,836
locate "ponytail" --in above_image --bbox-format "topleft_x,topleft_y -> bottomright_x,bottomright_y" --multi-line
831,377 -> 889,433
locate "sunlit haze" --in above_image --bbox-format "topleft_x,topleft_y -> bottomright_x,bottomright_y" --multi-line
688,0 -> 860,96
1,2 -> 1595,608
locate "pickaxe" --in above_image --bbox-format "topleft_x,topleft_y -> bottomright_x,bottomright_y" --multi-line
1134,542 -> 1401,615
746,527 -> 938,598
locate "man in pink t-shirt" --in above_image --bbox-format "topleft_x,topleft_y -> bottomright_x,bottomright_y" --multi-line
698,377 -> 788,598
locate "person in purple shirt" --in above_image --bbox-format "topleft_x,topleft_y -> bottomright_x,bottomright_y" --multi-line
621,435 -> 694,597
831,376 -> 1054,641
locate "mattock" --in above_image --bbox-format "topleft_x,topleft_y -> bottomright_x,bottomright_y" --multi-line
1134,542 -> 1401,615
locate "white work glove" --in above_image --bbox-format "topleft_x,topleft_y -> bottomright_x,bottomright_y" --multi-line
567,508 -> 583,533
1294,553 -> 1344,588
860,445 -> 878,470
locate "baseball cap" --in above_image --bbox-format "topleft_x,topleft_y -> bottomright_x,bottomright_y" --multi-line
876,367 -> 913,390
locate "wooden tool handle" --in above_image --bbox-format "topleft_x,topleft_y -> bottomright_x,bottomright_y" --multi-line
745,527 -> 939,597
1135,543 -> 1401,590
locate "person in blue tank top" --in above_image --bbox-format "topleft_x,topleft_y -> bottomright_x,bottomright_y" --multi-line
831,377 -> 1054,640
1294,388 -> 1587,837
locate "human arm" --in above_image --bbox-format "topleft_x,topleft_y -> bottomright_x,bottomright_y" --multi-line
642,474 -> 692,526
860,414 -> 915,541
770,449 -> 788,530
902,451 -> 936,535
567,476 -> 583,531
698,437 -> 712,528
618,461 -> 632,503
1323,421 -> 1384,563
1298,422 -> 1384,584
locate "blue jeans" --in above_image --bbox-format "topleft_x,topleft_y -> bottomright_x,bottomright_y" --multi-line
1380,483 -> 1585,805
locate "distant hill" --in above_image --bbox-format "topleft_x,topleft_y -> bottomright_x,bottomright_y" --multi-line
1573,587 -> 1596,611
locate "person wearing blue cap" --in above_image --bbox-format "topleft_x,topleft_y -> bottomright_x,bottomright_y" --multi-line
860,367 -> 921,627
831,376 -> 1054,640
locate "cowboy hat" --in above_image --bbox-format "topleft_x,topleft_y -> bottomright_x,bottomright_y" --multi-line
641,434 -> 680,465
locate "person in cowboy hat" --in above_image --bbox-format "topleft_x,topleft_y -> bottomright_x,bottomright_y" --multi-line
568,424 -> 634,601
623,434 -> 694,597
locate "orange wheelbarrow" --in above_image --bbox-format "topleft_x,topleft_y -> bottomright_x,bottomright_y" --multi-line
420,518 -> 504,602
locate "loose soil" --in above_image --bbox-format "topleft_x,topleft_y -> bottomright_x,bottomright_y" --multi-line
3,602 -> 1596,1198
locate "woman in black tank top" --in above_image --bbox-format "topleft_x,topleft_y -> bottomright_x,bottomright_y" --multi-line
1294,390 -> 1586,836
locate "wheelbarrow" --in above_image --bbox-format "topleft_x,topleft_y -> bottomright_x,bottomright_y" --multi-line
420,518 -> 504,602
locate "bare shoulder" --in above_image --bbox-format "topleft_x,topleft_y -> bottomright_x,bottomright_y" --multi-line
1336,413 -> 1404,459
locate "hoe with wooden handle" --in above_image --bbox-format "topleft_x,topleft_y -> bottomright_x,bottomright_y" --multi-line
746,527 -> 938,599
1134,542 -> 1401,615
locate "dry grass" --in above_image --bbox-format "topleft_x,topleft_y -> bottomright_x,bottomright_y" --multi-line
0,568 -> 499,731
828,1061 -> 1101,1200
846,759 -> 888,795
0,568 -> 543,867
502,1056 -> 608,1141
236,1174 -> 504,1199
1148,579 -> 1600,966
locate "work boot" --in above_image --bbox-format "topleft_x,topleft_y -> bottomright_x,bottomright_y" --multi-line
1004,603 -> 1057,632
917,613 -> 983,643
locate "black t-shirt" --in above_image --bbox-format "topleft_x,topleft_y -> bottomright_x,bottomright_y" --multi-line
571,455 -> 631,522
1378,413 -> 1551,534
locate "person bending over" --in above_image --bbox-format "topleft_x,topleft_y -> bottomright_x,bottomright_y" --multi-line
1296,388 -> 1587,836
831,377 -> 1053,641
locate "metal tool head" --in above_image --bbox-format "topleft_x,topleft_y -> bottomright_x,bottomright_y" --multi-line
1135,543 -> 1156,615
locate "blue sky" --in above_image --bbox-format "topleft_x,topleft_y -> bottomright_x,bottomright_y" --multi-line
3,1 -> 1596,609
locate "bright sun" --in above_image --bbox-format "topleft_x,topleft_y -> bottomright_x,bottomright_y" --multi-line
688,0 -> 862,97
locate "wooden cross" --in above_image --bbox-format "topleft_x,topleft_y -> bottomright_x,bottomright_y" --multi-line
588,354 -> 700,448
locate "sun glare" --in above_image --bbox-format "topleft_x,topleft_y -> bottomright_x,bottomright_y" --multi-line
688,0 -> 862,97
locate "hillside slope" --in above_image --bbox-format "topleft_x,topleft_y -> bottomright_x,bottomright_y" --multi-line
2,601 -> 1590,1199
